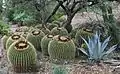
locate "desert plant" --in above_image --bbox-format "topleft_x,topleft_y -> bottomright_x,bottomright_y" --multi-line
47,23 -> 58,30
52,64 -> 68,74
26,29 -> 45,51
41,28 -> 51,35
6,34 -> 25,50
75,28 -> 93,47
48,35 -> 76,61
1,35 -> 9,49
51,27 -> 68,36
0,21 -> 10,36
41,34 -> 53,56
7,40 -> 37,73
79,32 -> 117,64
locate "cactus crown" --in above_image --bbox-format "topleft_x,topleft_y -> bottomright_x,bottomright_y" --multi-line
32,30 -> 41,36
11,35 -> 21,40
47,34 -> 54,38
57,36 -> 70,42
57,27 -> 62,31
15,40 -> 28,51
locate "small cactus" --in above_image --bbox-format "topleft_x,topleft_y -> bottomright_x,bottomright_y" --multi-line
27,29 -> 45,51
1,35 -> 9,49
48,35 -> 76,60
47,23 -> 58,30
41,34 -> 53,56
75,29 -> 93,47
6,34 -> 25,50
7,40 -> 37,73
51,27 -> 68,36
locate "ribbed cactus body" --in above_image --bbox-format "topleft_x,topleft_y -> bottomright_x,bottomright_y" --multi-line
1,35 -> 9,49
47,24 -> 58,30
41,35 -> 53,56
27,29 -> 45,51
41,28 -> 51,35
6,34 -> 25,50
75,29 -> 93,47
51,27 -> 68,36
48,35 -> 76,60
7,40 -> 37,73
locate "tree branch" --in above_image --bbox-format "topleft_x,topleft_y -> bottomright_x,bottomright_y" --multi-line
45,3 -> 61,24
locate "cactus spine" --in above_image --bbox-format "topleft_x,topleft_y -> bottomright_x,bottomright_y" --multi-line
48,35 -> 76,60
7,40 -> 37,73
41,34 -> 53,56
27,29 -> 45,51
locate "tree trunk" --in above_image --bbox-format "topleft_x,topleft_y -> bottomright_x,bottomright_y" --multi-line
64,14 -> 74,33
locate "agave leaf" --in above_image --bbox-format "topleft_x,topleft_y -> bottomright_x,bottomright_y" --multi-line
101,36 -> 110,52
78,48 -> 89,56
103,45 -> 117,56
82,36 -> 93,56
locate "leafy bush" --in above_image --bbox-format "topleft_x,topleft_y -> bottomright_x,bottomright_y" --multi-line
0,21 -> 10,36
79,32 -> 117,64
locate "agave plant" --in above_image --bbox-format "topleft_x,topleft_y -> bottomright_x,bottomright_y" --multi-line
79,32 -> 117,64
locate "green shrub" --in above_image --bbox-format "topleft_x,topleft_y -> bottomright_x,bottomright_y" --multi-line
0,21 -> 10,36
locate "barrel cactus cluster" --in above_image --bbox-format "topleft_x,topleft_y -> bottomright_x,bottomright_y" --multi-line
0,21 -> 113,74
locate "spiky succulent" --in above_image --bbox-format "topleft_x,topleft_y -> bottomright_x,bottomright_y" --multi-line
79,32 -> 117,64
51,27 -> 68,36
48,35 -> 76,60
7,40 -> 37,73
15,26 -> 29,33
52,64 -> 68,74
6,34 -> 25,50
41,34 -> 53,56
41,28 -> 51,35
1,35 -> 9,49
47,23 -> 58,30
75,29 -> 93,47
27,29 -> 45,51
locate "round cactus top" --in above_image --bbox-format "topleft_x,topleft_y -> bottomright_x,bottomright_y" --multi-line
53,35 -> 70,42
47,35 -> 53,38
11,35 -> 21,40
32,30 -> 41,36
15,40 -> 28,51
57,27 -> 62,30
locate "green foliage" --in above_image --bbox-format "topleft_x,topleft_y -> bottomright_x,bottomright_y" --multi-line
51,11 -> 64,22
48,35 -> 76,60
0,21 -> 10,36
7,40 -> 37,73
41,35 -> 53,56
51,27 -> 68,36
6,34 -> 25,50
26,29 -> 45,51
79,32 -> 117,64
